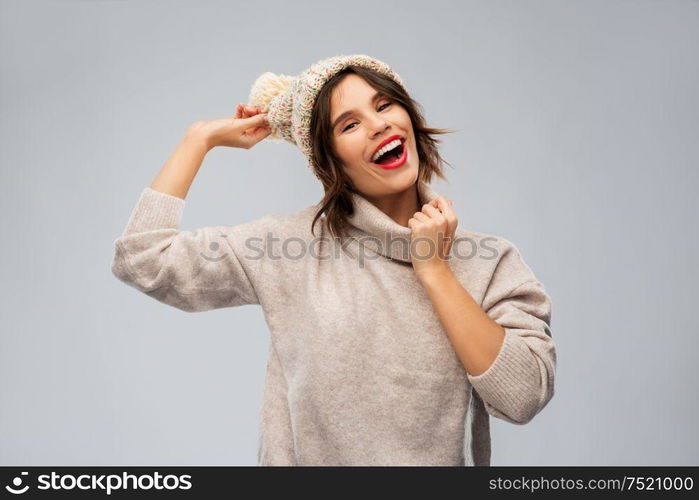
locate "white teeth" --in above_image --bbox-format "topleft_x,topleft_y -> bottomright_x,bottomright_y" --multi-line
372,139 -> 402,162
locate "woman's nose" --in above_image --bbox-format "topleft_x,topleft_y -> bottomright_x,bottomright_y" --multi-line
369,117 -> 389,136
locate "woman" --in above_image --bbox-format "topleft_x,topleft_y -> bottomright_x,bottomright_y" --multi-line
111,54 -> 556,466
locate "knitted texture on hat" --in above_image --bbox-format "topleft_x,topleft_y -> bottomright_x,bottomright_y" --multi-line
247,54 -> 406,179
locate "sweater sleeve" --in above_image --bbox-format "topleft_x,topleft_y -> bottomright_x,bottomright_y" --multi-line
466,241 -> 556,425
111,187 -> 268,312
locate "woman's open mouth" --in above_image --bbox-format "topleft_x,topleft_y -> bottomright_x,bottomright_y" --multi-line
370,138 -> 408,170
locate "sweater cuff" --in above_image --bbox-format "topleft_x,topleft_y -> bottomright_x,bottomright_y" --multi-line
121,187 -> 186,236
466,328 -> 540,410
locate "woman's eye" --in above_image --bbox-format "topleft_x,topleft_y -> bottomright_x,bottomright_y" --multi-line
342,103 -> 393,132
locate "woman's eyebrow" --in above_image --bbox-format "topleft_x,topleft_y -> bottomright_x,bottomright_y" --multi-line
332,91 -> 384,130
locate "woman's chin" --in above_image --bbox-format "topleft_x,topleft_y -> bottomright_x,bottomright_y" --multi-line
381,164 -> 420,190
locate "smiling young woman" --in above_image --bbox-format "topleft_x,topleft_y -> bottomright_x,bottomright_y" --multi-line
112,54 -> 556,467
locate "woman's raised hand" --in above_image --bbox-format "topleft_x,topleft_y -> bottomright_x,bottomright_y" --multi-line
187,103 -> 272,151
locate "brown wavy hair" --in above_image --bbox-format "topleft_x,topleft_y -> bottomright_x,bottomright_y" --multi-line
309,65 -> 457,240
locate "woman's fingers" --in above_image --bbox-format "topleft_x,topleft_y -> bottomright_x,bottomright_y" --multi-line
240,113 -> 268,130
413,212 -> 430,223
432,197 -> 458,235
429,197 -> 454,212
235,103 -> 262,119
239,113 -> 271,146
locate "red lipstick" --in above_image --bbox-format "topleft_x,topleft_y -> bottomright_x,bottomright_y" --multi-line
371,137 -> 408,170
371,134 -> 404,159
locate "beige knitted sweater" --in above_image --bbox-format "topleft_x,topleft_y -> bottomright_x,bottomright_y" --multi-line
111,180 -> 556,466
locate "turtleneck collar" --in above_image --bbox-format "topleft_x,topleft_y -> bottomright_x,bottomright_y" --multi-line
345,180 -> 441,263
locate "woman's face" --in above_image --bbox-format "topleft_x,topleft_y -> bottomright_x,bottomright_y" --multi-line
330,74 -> 419,198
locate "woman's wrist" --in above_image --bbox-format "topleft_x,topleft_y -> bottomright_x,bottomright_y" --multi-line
149,133 -> 210,200
185,123 -> 214,153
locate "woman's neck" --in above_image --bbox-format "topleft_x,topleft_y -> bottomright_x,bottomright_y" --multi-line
365,183 -> 421,228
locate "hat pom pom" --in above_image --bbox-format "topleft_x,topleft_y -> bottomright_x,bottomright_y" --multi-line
248,72 -> 295,143
248,72 -> 293,111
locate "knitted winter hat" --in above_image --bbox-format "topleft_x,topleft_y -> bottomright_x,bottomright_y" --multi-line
247,54 -> 406,180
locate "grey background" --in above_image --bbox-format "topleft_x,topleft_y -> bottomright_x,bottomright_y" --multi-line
1,0 -> 697,466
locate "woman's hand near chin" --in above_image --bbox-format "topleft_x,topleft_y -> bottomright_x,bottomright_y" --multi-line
408,196 -> 457,280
